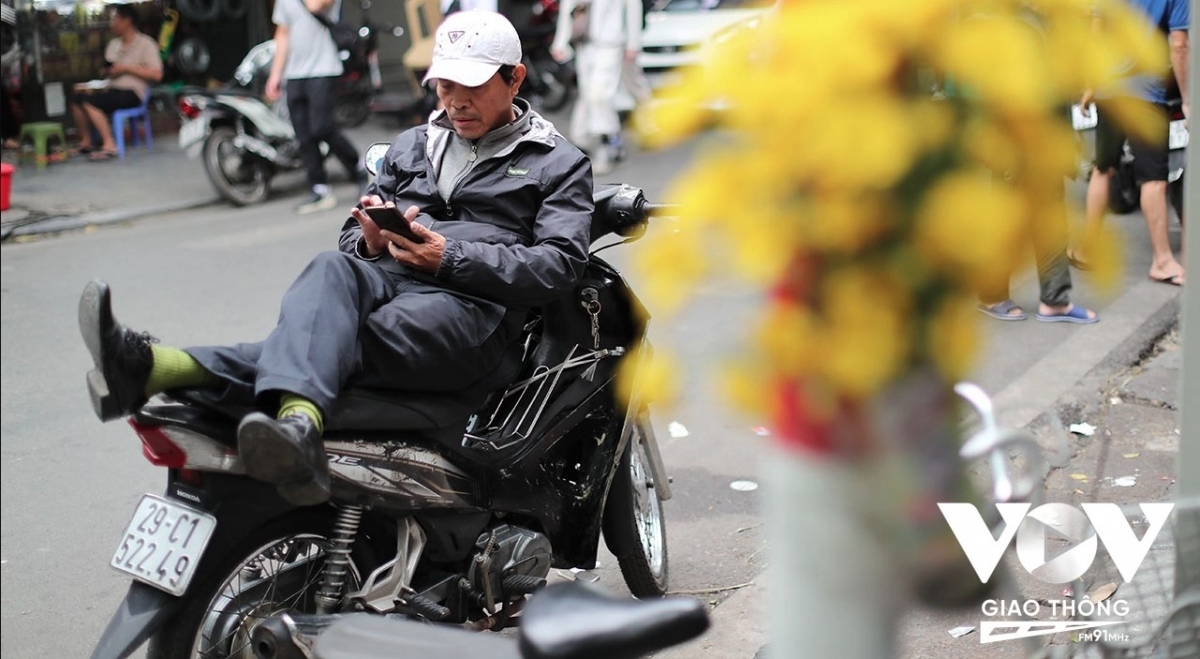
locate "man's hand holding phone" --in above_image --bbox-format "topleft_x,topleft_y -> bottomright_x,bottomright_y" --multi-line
351,196 -> 446,274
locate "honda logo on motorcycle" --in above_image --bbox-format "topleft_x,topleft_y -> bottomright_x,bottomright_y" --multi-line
938,502 -> 1174,584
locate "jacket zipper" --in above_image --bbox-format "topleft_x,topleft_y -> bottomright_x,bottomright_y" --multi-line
446,143 -> 479,216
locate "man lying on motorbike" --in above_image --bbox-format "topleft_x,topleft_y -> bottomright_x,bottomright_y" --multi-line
79,10 -> 595,507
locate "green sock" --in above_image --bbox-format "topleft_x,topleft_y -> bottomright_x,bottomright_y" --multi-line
279,394 -> 324,434
146,346 -> 221,396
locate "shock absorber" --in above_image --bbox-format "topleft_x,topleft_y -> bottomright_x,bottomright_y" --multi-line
314,504 -> 363,614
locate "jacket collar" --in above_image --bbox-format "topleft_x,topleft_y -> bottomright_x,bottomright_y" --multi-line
425,97 -> 559,166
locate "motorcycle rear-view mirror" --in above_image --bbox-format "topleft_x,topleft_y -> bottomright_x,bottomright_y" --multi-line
364,142 -> 389,177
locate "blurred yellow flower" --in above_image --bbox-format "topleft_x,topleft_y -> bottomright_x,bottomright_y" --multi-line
630,0 -> 1151,409
915,171 -> 1025,288
926,295 -> 980,380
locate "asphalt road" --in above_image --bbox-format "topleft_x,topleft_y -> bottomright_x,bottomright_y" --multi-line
0,132 -> 1184,658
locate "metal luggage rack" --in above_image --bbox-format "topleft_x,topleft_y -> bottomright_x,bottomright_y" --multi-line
462,344 -> 626,453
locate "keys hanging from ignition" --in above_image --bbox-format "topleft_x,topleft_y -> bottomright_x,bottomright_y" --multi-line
581,288 -> 601,381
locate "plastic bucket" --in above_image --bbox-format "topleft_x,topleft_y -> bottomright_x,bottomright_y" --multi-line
0,162 -> 12,211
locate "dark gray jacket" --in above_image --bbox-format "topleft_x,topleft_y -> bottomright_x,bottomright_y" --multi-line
339,100 -> 594,310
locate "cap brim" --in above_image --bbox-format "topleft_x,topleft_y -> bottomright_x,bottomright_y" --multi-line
422,60 -> 501,87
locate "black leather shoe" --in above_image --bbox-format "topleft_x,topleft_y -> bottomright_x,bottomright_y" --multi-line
78,280 -> 156,422
238,412 -> 331,506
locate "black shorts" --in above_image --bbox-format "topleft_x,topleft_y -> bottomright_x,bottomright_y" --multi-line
74,88 -> 141,114
1094,98 -> 1169,184
1093,101 -> 1126,172
1129,103 -> 1169,185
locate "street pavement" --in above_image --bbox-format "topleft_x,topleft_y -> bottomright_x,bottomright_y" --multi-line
0,115 -> 1189,658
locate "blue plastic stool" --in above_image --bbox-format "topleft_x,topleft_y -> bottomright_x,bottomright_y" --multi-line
112,93 -> 153,158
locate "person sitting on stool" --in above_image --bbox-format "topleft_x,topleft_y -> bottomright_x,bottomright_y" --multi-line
69,4 -> 162,161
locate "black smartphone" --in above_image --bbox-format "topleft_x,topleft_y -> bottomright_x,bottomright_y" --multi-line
362,204 -> 424,243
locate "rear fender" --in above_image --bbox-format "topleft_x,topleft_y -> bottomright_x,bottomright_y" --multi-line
88,581 -> 184,659
90,474 -> 304,659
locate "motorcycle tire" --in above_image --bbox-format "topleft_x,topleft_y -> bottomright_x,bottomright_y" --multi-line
146,510 -> 370,659
203,125 -> 271,206
1108,161 -> 1139,215
335,94 -> 371,129
221,0 -> 247,20
1168,175 -> 1184,222
603,413 -> 669,598
177,0 -> 220,22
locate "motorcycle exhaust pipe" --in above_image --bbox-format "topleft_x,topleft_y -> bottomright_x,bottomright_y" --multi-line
251,612 -> 342,659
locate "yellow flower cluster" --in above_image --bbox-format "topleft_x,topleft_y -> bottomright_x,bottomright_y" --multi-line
633,0 -> 1164,412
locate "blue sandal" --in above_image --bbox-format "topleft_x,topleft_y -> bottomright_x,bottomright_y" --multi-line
978,300 -> 1026,321
1036,305 -> 1098,324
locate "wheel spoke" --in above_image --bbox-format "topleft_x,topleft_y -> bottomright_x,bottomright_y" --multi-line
192,535 -> 339,659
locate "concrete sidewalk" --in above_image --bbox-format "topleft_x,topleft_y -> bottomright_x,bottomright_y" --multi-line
0,118 -> 403,240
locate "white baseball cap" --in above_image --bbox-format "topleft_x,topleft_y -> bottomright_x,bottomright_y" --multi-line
422,10 -> 522,88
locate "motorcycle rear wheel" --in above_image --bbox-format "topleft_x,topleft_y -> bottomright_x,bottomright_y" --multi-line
203,125 -> 271,206
603,414 -> 669,598
147,511 -> 365,659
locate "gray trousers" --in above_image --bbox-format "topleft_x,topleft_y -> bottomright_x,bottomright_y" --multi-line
186,251 -> 518,414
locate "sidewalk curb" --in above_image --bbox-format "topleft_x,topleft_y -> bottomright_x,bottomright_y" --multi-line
1,195 -> 221,241
1088,295 -> 1181,382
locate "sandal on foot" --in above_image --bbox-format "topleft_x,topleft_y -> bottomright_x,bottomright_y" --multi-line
1036,305 -> 1099,324
70,145 -> 96,157
88,149 -> 118,162
1149,273 -> 1184,287
977,300 -> 1026,321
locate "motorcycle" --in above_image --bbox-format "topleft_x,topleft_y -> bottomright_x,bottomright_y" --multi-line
176,11 -> 394,206
88,174 -> 674,659
518,0 -> 576,113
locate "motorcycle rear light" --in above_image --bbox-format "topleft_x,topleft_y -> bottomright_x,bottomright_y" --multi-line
178,96 -> 205,120
1169,109 -> 1185,121
127,420 -> 244,473
129,419 -> 187,468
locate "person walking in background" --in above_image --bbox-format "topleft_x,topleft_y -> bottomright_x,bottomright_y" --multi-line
67,5 -> 161,162
551,0 -> 642,174
977,193 -> 1100,324
1074,0 -> 1188,286
266,0 -> 366,214
1,0 -> 20,151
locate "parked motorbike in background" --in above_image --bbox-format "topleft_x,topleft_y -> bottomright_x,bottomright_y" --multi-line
87,174 -> 675,659
518,0 -> 575,113
1071,97 -> 1188,218
177,10 -> 396,205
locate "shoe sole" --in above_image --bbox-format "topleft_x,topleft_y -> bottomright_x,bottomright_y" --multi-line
79,281 -> 123,421
238,413 -> 331,506
1035,313 -> 1099,324
297,197 -> 339,215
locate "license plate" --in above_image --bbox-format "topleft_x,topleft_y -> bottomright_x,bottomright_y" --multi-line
178,117 -> 209,150
1071,103 -> 1097,131
110,494 -> 216,596
1168,120 -> 1188,150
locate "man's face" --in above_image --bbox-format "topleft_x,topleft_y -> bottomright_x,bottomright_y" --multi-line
110,12 -> 131,36
435,65 -> 526,140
